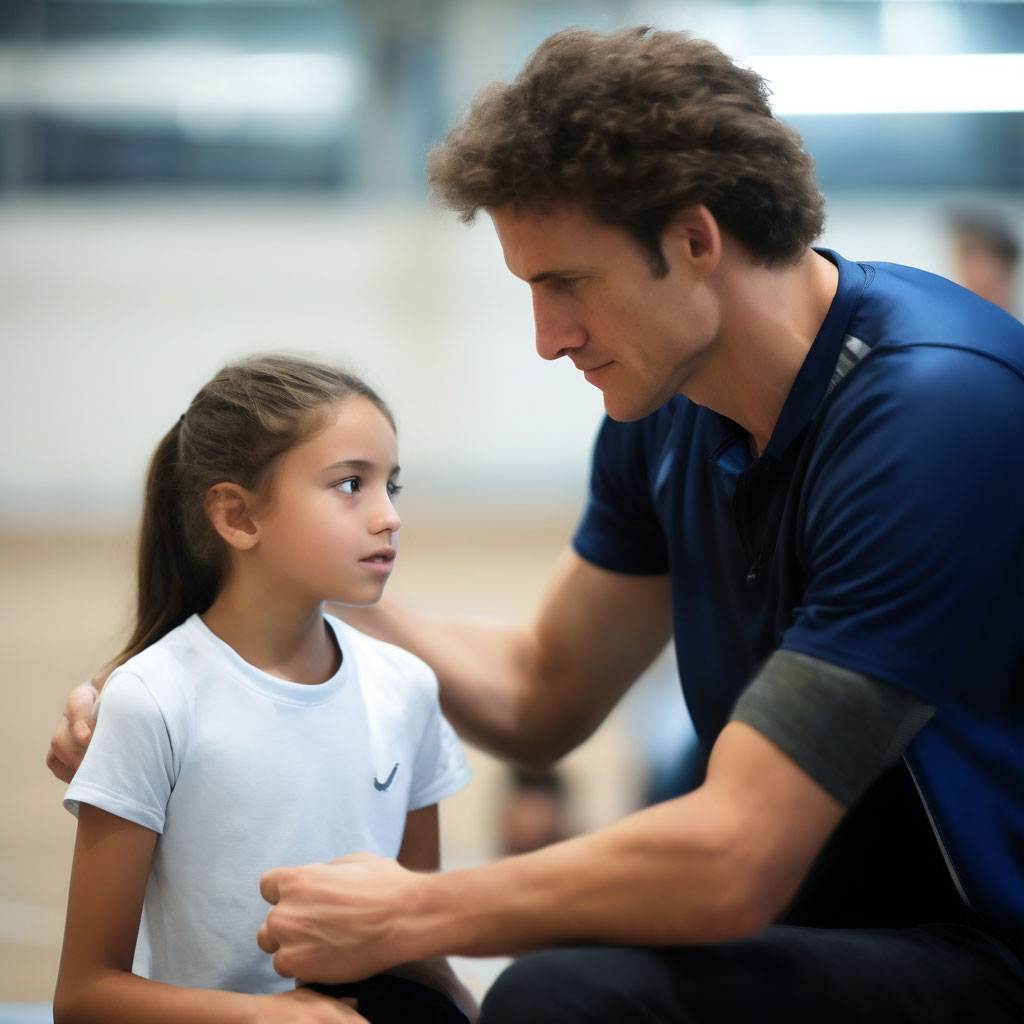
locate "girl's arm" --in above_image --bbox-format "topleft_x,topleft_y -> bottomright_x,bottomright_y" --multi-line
387,805 -> 479,1021
54,804 -> 365,1024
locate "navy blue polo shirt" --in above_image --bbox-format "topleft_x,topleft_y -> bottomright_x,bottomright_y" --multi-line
573,250 -> 1024,936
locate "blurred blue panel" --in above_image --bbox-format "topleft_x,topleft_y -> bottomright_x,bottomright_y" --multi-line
2,1 -> 1023,194
0,1007 -> 51,1024
792,112 -> 1024,189
31,0 -> 355,49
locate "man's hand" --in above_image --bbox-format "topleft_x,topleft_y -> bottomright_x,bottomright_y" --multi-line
45,681 -> 100,783
258,853 -> 419,984
256,987 -> 368,1023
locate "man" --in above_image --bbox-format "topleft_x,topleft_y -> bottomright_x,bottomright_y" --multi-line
49,26 -> 1024,1023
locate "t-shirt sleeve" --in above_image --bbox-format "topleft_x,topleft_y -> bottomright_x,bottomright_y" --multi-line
732,650 -> 935,807
782,345 -> 1024,703
572,415 -> 669,575
407,668 -> 471,811
63,670 -> 176,833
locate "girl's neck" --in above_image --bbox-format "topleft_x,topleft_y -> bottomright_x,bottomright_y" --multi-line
200,579 -> 340,686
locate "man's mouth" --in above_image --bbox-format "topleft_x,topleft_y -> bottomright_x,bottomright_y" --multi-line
582,362 -> 613,384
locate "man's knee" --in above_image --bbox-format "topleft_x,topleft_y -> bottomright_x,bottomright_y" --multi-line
478,946 -> 696,1024
479,948 -> 610,1024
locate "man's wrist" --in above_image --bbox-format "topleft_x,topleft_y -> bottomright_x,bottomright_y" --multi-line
397,867 -> 462,963
398,852 -> 547,962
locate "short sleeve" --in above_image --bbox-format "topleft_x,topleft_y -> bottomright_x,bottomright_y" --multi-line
573,415 -> 669,575
782,345 -> 1024,702
63,670 -> 176,833
407,670 -> 471,811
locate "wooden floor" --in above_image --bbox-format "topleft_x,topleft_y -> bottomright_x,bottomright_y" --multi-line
0,522 -> 650,1003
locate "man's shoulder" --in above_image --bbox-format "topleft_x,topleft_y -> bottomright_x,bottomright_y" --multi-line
851,259 -> 1024,372
833,332 -> 1024,427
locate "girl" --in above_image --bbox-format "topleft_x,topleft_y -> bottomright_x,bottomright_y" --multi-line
54,356 -> 476,1024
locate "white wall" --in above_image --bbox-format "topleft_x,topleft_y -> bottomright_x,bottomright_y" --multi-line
1,189 -> 1021,528
0,194 -> 605,527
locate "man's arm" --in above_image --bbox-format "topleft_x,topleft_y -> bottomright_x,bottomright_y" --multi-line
336,547 -> 673,767
258,721 -> 845,982
48,548 -> 668,780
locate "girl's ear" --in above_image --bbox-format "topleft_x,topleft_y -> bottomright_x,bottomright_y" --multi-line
205,483 -> 260,551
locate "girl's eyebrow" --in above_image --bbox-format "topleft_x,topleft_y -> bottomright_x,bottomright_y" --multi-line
322,459 -> 401,475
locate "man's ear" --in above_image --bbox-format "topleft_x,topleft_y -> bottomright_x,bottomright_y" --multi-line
205,483 -> 260,551
662,204 -> 722,278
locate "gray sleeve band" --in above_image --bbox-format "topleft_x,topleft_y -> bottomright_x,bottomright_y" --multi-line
730,650 -> 935,807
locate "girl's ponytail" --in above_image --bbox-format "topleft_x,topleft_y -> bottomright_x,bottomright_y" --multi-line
110,417 -> 218,669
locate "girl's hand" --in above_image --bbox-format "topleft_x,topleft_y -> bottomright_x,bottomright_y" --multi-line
256,987 -> 369,1023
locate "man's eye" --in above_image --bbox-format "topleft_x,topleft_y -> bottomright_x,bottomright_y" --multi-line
335,479 -> 359,495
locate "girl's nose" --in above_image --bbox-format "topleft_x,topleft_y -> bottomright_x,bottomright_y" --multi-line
375,496 -> 401,535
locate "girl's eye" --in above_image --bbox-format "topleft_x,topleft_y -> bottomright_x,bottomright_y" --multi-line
387,481 -> 403,499
335,479 -> 360,495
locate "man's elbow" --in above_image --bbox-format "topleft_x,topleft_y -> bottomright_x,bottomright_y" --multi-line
713,851 -> 810,941
491,708 -> 594,770
674,874 -> 778,945
680,815 -> 808,943
710,878 -> 788,941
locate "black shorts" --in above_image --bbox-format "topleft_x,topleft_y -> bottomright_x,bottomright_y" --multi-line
477,923 -> 1024,1023
307,974 -> 469,1024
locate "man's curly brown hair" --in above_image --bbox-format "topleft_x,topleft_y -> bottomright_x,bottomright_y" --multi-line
426,26 -> 825,274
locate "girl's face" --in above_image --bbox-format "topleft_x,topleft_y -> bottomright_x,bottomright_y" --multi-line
247,397 -> 401,608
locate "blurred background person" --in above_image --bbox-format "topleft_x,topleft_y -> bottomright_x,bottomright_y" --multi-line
948,207 -> 1021,316
496,769 -> 572,856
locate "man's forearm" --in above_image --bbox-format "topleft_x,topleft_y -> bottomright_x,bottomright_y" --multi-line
258,724 -> 845,983
409,725 -> 844,961
401,788 -> 771,963
261,793 -> 766,986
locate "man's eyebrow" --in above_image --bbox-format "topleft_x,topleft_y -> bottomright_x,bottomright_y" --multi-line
322,459 -> 401,475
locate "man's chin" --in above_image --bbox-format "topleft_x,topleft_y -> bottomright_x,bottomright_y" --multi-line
602,393 -> 672,422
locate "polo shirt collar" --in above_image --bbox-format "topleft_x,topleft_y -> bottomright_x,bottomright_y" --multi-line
761,248 -> 868,460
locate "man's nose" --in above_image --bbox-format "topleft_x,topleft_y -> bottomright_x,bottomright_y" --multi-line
532,291 -> 586,361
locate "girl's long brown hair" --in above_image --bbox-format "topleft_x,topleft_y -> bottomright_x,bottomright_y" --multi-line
111,355 -> 393,670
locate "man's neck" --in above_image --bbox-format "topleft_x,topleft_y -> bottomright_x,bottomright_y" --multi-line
685,247 -> 839,456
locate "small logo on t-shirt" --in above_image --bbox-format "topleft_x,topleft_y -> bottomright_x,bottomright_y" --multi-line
374,763 -> 399,791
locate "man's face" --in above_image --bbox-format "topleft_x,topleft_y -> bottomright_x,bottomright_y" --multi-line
490,203 -> 719,421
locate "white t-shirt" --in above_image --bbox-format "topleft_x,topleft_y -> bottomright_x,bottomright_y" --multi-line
64,613 -> 471,994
